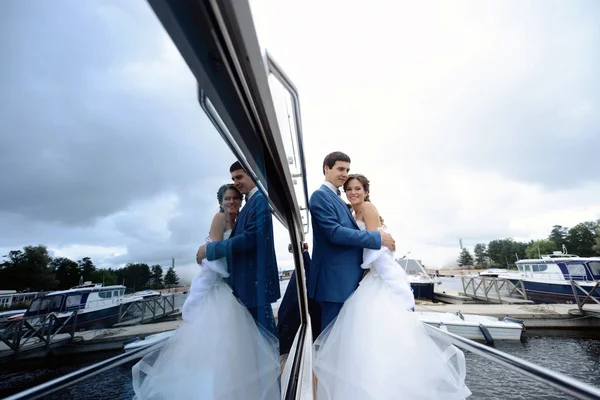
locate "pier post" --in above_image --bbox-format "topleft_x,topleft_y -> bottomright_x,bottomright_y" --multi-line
519,280 -> 528,300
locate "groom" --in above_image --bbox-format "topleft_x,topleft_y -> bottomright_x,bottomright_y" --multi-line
308,151 -> 396,333
196,161 -> 281,336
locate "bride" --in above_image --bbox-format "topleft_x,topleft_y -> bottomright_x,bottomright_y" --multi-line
131,184 -> 280,400
313,174 -> 471,400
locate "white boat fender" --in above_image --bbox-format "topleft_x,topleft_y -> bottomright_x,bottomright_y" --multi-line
479,324 -> 494,344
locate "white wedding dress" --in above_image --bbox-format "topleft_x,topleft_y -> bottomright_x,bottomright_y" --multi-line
313,221 -> 471,400
131,230 -> 281,400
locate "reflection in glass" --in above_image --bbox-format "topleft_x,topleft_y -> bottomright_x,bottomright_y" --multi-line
0,1 -> 300,399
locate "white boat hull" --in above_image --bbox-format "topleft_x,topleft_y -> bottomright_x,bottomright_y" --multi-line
416,311 -> 523,341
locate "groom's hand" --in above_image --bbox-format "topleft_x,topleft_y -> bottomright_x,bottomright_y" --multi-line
380,231 -> 396,252
196,244 -> 207,264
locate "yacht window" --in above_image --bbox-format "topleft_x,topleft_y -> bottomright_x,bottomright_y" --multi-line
29,299 -> 41,312
524,265 -> 532,272
533,264 -> 547,272
566,264 -> 587,278
66,295 -> 82,308
114,291 -> 119,297
51,296 -> 63,310
98,291 -> 112,299
40,298 -> 51,312
588,262 -> 600,276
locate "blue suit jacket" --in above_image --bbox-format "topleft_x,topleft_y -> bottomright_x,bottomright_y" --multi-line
307,184 -> 381,303
206,190 -> 280,308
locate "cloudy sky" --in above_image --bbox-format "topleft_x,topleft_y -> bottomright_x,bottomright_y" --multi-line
1,1 -> 599,283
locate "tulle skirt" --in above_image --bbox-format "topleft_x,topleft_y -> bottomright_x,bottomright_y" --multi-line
132,280 -> 281,400
314,271 -> 472,400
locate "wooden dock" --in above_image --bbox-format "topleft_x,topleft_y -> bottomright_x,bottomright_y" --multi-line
581,304 -> 600,317
434,288 -> 486,305
0,295 -> 179,363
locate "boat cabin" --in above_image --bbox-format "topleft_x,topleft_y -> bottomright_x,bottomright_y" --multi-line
515,253 -> 600,282
24,284 -> 126,318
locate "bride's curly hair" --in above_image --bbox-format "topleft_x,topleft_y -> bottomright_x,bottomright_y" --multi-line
343,174 -> 385,226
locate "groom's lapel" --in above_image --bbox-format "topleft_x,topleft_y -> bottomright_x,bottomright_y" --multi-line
323,185 -> 359,229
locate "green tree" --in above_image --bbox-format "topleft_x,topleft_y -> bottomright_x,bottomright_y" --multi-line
487,238 -> 527,267
457,248 -> 474,268
115,263 -> 151,291
548,225 -> 568,249
593,220 -> 600,255
90,268 -> 118,286
164,266 -> 180,287
525,239 -> 558,259
150,265 -> 164,289
51,257 -> 81,289
77,257 -> 96,282
473,243 -> 489,268
0,245 -> 57,291
566,221 -> 598,257
593,237 -> 600,255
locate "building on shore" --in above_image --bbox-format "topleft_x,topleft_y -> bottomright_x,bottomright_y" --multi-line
0,290 -> 39,308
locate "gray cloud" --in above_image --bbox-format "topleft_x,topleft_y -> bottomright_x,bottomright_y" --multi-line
4,0 -> 600,275
0,0 -> 243,276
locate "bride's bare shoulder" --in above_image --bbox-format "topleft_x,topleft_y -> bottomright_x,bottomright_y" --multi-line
209,212 -> 227,241
362,201 -> 380,216
362,202 -> 381,230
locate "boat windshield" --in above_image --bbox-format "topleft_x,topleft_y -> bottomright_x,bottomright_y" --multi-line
588,261 -> 600,277
28,298 -> 41,312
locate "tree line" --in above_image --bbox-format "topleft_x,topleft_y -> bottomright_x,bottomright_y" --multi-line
457,219 -> 600,269
0,245 -> 180,292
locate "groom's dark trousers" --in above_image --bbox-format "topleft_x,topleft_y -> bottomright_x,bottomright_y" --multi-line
307,184 -> 381,334
277,250 -> 322,354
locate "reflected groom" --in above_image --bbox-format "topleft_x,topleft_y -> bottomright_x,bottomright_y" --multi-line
196,161 -> 280,335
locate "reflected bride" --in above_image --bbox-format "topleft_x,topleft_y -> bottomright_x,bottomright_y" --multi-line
131,184 -> 280,400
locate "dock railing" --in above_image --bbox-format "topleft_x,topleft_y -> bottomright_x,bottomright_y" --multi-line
117,294 -> 176,325
571,281 -> 600,316
0,310 -> 78,361
461,276 -> 529,303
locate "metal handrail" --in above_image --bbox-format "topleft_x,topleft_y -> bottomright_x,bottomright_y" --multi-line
4,341 -> 166,400
424,324 -> 600,400
8,322 -> 600,400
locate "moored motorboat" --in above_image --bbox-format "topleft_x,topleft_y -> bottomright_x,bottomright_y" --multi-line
396,258 -> 439,300
498,250 -> 600,304
22,282 -> 136,331
416,311 -> 524,341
